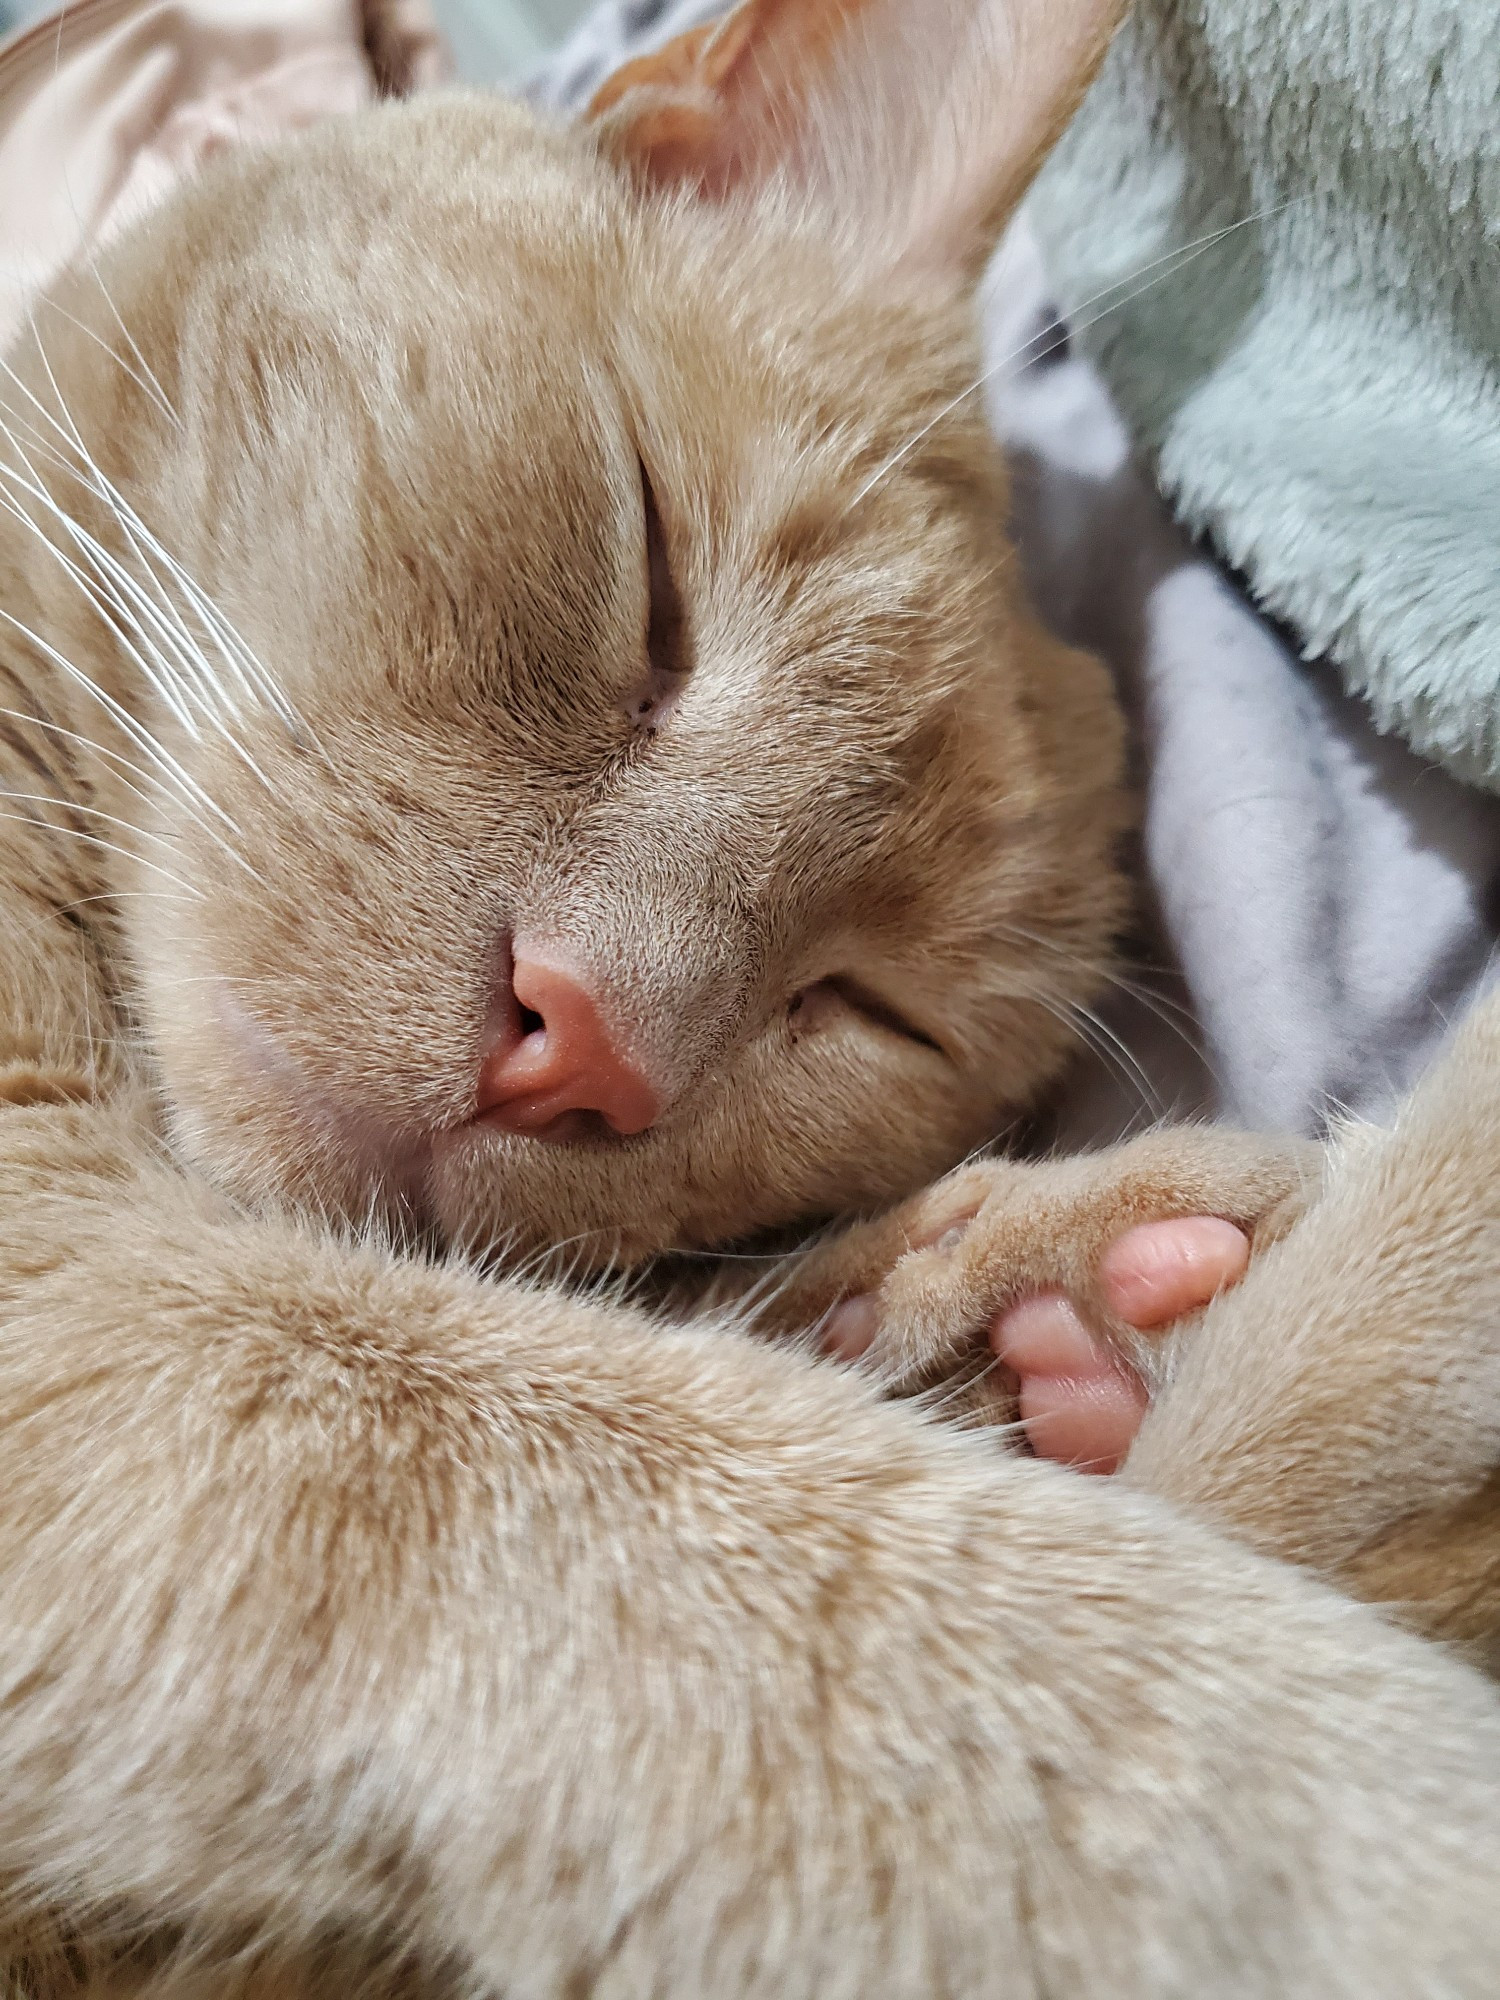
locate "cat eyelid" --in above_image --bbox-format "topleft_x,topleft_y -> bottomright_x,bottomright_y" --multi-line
640,456 -> 688,685
619,456 -> 690,737
791,975 -> 949,1059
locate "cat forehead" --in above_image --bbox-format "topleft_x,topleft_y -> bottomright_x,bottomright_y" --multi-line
180,94 -> 957,435
148,100 -> 995,778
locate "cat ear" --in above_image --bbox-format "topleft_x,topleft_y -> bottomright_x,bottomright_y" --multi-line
587,0 -> 1125,282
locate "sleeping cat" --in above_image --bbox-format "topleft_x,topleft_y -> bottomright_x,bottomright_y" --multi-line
5,0 -> 1500,1993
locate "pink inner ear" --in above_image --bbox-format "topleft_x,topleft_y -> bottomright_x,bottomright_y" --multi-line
591,0 -> 1130,285
0,0 -> 447,355
586,0 -> 879,197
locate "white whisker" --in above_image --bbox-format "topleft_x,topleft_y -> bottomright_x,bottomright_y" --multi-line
851,198 -> 1305,508
0,809 -> 201,898
0,466 -> 205,734
35,296 -> 179,432
0,423 -> 276,864
0,701 -> 246,847
0,342 -> 308,753
0,785 -> 194,862
0,598 -> 239,844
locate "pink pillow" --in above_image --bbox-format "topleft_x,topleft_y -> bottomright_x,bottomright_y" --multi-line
0,0 -> 448,349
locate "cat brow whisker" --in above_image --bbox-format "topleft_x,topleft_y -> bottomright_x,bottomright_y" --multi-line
0,809 -> 201,898
0,702 -> 209,818
0,464 -> 208,737
35,295 -> 180,432
0,479 -> 264,870
61,888 -> 192,911
0,700 -> 251,875
0,408 -> 255,745
0,401 -> 215,708
850,197 -> 1305,509
0,784 -> 198,862
0,595 -> 239,843
40,501 -> 241,729
0,337 -> 308,749
0,415 -> 286,847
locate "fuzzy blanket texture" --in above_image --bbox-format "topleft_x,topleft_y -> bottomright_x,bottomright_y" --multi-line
533,0 -> 1500,1141
1029,0 -> 1500,795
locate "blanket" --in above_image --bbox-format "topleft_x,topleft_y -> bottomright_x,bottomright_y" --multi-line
1029,0 -> 1500,797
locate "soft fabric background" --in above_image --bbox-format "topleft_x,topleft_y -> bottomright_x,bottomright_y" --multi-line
1030,0 -> 1500,796
0,0 -> 596,72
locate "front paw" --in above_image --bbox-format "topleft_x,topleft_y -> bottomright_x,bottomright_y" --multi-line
775,1128 -> 1319,1468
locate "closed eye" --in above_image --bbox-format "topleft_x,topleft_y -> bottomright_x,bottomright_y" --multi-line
622,457 -> 689,733
788,976 -> 947,1056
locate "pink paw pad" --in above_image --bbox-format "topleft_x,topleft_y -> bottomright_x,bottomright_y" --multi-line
992,1294 -> 1147,1474
993,1216 -> 1251,1474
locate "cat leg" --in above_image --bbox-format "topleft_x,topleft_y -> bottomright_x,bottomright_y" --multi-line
11,1103 -> 1500,1995
765,1126 -> 1316,1457
1122,989 -> 1500,1648
774,1003 -> 1500,1648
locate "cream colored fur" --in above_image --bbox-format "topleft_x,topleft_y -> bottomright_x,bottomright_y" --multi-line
2,0 -> 1500,1993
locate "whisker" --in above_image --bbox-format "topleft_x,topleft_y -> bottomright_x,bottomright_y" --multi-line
0,809 -> 201,898
0,462 -> 209,734
34,295 -> 180,432
0,598 -> 260,877
991,919 -> 1210,1072
60,888 -> 193,912
58,265 -> 181,430
0,343 -> 308,752
0,407 -> 249,734
0,435 -> 269,873
0,785 -> 196,861
851,197 -> 1305,509
0,700 -> 248,846
1028,988 -> 1162,1124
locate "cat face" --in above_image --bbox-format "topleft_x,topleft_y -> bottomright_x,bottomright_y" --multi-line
10,3 -> 1129,1265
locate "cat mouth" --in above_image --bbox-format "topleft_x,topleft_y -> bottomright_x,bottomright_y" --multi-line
467,1105 -> 640,1149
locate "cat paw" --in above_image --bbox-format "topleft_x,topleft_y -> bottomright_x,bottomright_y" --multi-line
977,1216 -> 1253,1472
779,1128 -> 1320,1468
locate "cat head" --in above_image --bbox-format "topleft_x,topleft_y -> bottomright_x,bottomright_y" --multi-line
8,0 -> 1129,1265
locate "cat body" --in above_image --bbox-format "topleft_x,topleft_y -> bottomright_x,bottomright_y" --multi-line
2,0 -> 1500,1992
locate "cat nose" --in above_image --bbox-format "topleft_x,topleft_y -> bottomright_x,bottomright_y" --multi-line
475,950 -> 660,1139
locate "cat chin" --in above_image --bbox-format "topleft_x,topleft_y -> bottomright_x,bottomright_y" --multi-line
426,1121 -> 703,1271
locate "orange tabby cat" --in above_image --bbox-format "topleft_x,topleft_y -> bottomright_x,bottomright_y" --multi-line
3,1 -> 1500,1994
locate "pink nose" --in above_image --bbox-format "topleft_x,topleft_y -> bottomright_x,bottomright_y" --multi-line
475,952 -> 660,1139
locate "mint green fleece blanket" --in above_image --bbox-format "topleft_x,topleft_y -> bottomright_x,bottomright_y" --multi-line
1028,0 -> 1500,791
